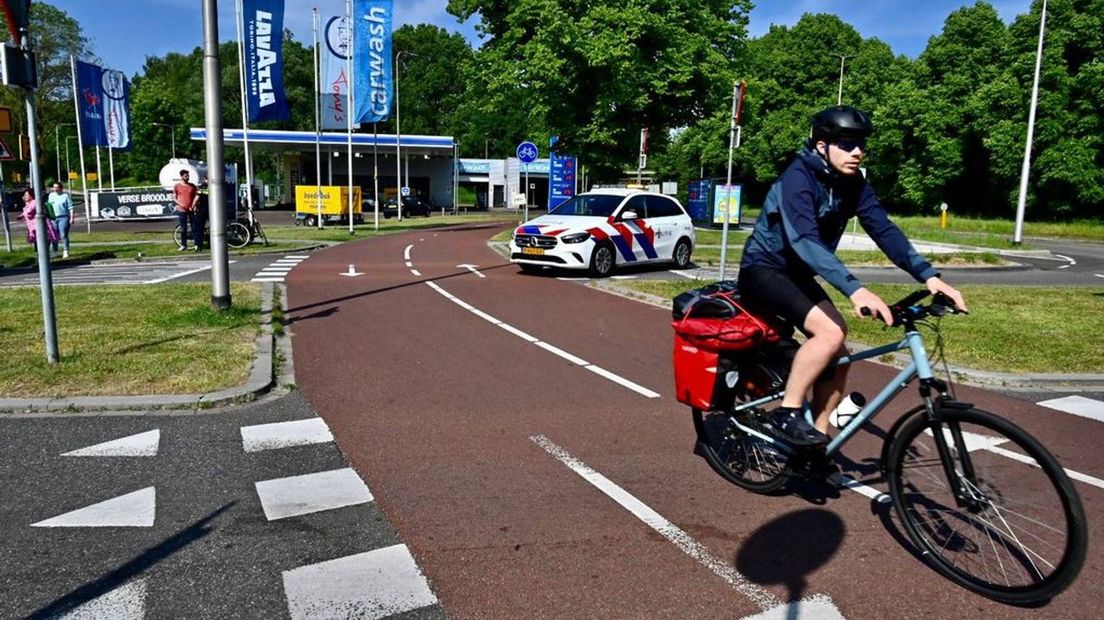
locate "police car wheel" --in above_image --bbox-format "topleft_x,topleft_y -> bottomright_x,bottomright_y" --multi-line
673,238 -> 692,269
590,243 -> 615,278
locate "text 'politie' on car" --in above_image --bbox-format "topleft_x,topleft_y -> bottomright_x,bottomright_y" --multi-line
509,189 -> 695,277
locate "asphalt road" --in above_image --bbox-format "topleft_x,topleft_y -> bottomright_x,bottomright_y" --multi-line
285,224 -> 1104,618
0,391 -> 444,619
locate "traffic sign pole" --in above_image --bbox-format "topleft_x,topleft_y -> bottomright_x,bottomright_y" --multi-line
516,141 -> 538,222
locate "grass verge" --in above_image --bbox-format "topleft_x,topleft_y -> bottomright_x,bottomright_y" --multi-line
0,283 -> 262,397
618,279 -> 1104,374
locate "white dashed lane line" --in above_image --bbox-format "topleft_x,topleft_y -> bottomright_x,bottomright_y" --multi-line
426,280 -> 660,398
534,435 -> 848,620
407,242 -> 659,398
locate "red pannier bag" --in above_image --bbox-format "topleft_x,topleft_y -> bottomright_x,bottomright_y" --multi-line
671,290 -> 781,409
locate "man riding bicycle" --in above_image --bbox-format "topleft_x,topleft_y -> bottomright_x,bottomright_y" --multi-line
737,105 -> 967,464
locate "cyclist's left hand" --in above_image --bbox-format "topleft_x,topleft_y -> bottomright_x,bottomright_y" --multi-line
925,277 -> 968,313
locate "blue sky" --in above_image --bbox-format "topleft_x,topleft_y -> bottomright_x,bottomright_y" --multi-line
48,0 -> 1035,78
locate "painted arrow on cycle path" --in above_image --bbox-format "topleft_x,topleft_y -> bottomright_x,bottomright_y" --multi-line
286,223 -> 1104,619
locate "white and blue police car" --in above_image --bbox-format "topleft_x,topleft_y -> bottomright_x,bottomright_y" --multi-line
509,189 -> 695,277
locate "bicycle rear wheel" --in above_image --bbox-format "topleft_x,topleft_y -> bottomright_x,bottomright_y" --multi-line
886,407 -> 1086,604
226,221 -> 252,249
692,359 -> 794,494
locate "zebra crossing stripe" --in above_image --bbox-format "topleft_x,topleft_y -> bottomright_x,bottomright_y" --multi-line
282,545 -> 437,620
241,418 -> 333,453
51,579 -> 147,619
255,469 -> 372,521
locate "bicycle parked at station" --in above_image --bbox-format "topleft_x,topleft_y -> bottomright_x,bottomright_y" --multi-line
173,201 -> 268,250
674,286 -> 1086,604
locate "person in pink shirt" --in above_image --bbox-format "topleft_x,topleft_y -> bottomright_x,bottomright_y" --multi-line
21,188 -> 59,248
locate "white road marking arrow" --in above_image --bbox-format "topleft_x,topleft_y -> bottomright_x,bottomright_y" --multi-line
457,264 -> 486,278
339,264 -> 363,277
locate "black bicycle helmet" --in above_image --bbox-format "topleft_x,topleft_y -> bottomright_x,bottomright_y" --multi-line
811,105 -> 872,142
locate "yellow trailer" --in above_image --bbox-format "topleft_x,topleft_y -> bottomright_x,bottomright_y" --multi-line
294,185 -> 363,225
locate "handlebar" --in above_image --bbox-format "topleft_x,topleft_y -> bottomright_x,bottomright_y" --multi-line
859,291 -> 966,326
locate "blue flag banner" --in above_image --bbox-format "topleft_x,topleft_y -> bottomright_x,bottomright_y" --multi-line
353,0 -> 393,123
102,69 -> 131,150
75,60 -> 108,147
242,0 -> 290,123
548,153 -> 577,210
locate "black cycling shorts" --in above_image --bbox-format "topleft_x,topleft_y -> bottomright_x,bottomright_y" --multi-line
737,265 -> 831,333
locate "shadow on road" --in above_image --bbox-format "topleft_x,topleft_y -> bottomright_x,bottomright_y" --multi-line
25,503 -> 235,619
736,508 -> 845,610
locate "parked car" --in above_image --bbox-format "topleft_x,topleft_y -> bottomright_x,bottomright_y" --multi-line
382,196 -> 431,218
509,188 -> 695,277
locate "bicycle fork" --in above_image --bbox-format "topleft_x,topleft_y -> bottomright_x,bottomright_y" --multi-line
922,391 -> 986,512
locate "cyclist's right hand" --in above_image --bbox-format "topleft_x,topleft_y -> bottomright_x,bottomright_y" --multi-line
850,287 -> 893,326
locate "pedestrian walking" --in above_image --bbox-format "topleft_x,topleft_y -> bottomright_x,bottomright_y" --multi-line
46,181 -> 75,258
21,188 -> 59,248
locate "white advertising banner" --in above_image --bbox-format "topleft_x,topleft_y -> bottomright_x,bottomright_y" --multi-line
320,15 -> 360,130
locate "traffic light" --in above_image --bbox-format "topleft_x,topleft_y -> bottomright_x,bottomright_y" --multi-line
0,43 -> 37,88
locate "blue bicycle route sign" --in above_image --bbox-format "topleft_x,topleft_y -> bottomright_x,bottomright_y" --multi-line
516,141 -> 538,163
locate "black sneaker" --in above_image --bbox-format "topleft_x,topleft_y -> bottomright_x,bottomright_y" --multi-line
767,407 -> 829,446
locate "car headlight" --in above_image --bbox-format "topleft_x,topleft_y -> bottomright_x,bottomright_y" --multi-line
561,231 -> 590,244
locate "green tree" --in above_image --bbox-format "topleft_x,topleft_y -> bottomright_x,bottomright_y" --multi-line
448,0 -> 752,179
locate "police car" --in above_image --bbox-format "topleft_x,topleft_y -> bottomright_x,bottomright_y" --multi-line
510,189 -> 695,277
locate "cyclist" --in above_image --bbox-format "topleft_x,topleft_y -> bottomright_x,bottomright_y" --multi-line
737,105 -> 967,460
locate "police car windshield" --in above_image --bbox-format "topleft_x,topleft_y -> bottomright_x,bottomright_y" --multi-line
549,194 -> 622,217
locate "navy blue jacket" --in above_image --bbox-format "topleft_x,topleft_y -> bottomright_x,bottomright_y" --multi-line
740,146 -> 937,296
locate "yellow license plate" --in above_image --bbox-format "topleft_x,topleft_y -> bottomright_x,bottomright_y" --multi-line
522,247 -> 545,255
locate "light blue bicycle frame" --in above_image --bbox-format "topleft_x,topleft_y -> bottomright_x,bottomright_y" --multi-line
729,329 -> 935,457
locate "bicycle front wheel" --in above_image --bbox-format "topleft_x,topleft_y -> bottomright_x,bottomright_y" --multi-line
226,221 -> 252,249
172,225 -> 183,248
886,407 -> 1086,604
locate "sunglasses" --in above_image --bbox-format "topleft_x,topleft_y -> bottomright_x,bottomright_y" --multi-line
834,138 -> 868,153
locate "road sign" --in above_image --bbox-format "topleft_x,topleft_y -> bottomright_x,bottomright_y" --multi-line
0,136 -> 13,161
516,141 -> 538,164
401,186 -> 410,197
68,171 -> 78,180
0,107 -> 11,133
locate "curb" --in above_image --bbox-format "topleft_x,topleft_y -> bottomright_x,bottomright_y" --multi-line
592,280 -> 1104,392
0,282 -> 277,414
87,242 -> 328,266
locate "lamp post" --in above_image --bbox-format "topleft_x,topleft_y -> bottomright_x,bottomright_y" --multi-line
151,122 -> 177,159
1014,0 -> 1047,245
54,123 -> 75,182
832,53 -> 855,105
394,49 -> 416,219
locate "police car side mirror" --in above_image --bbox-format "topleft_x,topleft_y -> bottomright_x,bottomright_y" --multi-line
620,210 -> 638,221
